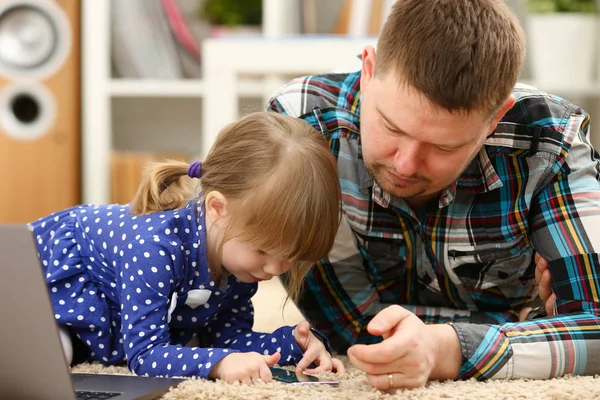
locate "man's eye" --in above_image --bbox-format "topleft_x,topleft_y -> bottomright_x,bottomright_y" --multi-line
383,123 -> 400,134
435,145 -> 455,153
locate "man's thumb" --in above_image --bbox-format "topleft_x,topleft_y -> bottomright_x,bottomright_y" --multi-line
367,305 -> 411,336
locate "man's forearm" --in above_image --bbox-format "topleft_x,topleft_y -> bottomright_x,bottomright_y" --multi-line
454,313 -> 600,380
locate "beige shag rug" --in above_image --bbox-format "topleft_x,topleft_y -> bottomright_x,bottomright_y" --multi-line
71,279 -> 600,400
72,359 -> 600,400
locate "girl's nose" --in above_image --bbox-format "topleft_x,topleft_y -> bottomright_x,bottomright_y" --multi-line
263,258 -> 292,276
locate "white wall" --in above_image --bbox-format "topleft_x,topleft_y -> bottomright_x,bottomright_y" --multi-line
112,97 -> 263,153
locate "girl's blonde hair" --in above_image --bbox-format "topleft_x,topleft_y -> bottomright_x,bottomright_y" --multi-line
131,112 -> 341,301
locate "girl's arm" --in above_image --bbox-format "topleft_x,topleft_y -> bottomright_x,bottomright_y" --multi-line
117,240 -> 239,378
205,280 -> 331,365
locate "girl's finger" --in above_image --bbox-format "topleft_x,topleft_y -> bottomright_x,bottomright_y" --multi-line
295,350 -> 317,374
305,355 -> 330,374
332,357 -> 346,374
294,321 -> 312,351
263,352 -> 281,366
259,363 -> 273,383
307,355 -> 345,374
296,320 -> 310,335
242,376 -> 253,385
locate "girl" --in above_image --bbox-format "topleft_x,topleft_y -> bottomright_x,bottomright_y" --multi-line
30,112 -> 344,384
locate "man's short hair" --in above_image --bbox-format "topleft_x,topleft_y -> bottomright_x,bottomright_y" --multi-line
376,0 -> 526,116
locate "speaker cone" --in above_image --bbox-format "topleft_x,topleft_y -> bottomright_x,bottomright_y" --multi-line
0,6 -> 56,69
0,0 -> 71,79
0,81 -> 56,140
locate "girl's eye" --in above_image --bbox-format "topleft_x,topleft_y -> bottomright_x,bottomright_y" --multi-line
257,250 -> 267,255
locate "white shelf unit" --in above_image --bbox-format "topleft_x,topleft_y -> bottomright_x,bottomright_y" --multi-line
108,80 -> 207,98
108,79 -> 265,98
82,0 -> 372,205
82,0 -> 600,205
201,36 -> 377,155
82,0 -> 288,205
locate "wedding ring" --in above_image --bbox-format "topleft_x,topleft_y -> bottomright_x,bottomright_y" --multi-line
387,373 -> 394,389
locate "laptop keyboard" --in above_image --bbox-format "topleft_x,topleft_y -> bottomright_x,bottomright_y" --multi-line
75,390 -> 121,400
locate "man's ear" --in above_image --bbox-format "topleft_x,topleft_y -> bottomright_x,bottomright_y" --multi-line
487,95 -> 516,137
204,191 -> 229,225
360,45 -> 377,92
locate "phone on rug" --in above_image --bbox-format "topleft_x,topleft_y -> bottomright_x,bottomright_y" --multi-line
269,367 -> 340,386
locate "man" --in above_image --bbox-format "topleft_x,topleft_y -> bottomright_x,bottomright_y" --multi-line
268,0 -> 600,392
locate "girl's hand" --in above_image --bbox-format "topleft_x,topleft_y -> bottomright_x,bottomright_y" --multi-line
209,352 -> 281,384
293,320 -> 346,374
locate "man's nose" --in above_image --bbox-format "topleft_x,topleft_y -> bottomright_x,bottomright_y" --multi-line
394,139 -> 422,177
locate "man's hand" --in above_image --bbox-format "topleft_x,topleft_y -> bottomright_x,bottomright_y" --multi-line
346,305 -> 461,391
209,352 -> 280,384
294,320 -> 345,374
535,253 -> 556,316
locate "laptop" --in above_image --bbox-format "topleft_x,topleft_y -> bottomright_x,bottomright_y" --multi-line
0,224 -> 184,400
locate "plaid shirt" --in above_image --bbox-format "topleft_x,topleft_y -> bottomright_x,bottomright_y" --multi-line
267,70 -> 600,380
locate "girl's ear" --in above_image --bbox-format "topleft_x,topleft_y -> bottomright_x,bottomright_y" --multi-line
204,191 -> 229,225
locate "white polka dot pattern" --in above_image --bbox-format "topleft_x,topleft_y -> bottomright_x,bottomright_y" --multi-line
29,201 -> 307,379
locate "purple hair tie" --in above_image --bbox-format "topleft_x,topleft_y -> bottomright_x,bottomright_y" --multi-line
188,160 -> 203,179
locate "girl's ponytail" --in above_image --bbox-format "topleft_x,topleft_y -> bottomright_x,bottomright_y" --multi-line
130,159 -> 197,215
